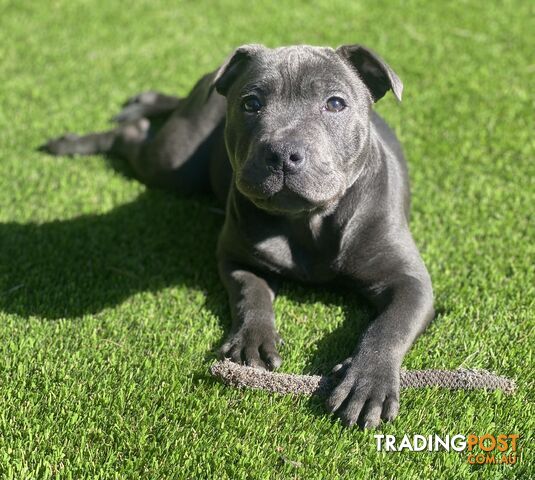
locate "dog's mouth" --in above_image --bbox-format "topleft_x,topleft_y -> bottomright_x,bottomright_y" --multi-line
249,188 -> 314,214
238,179 -> 342,215
234,153 -> 347,214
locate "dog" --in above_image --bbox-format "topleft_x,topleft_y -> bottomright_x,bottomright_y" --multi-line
42,43 -> 434,428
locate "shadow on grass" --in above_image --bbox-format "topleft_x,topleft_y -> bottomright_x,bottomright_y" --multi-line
0,189 -> 227,321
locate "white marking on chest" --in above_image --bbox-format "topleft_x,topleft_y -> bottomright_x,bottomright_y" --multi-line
254,235 -> 294,271
309,214 -> 322,242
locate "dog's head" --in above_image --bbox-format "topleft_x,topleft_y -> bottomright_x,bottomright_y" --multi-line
214,44 -> 402,215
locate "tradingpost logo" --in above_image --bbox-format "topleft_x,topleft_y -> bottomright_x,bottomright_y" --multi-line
374,434 -> 520,465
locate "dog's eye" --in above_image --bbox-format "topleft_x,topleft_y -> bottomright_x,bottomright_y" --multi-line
325,97 -> 346,112
241,96 -> 263,113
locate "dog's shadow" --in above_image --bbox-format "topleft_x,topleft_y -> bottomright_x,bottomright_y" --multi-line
1,173 -> 372,399
0,188 -> 227,321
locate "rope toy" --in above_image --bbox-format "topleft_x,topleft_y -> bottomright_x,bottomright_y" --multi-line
210,359 -> 516,397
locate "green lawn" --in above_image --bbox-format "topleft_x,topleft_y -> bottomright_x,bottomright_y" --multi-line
0,0 -> 533,478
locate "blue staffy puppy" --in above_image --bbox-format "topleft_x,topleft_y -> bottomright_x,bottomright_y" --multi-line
43,44 -> 434,428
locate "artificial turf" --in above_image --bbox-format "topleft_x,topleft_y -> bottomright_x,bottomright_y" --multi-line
0,0 -> 533,478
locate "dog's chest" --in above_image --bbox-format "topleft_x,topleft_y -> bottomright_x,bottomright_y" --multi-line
251,214 -> 340,282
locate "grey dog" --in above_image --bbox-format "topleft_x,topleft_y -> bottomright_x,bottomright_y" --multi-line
42,43 -> 434,428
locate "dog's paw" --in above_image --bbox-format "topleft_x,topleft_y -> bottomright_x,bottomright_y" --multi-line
219,324 -> 283,371
113,91 -> 159,123
326,356 -> 400,428
122,91 -> 159,107
38,133 -> 81,156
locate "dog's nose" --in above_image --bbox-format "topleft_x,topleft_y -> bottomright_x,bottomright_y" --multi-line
266,143 -> 306,173
284,150 -> 305,173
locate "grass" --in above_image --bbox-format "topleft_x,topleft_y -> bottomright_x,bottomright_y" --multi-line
0,0 -> 533,478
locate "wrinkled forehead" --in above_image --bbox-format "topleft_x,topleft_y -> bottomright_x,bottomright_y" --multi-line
238,46 -> 363,97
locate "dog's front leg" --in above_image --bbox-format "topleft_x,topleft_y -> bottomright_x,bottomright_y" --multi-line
326,271 -> 434,428
218,260 -> 282,370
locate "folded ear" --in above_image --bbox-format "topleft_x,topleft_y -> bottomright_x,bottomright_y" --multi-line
213,44 -> 264,96
336,44 -> 403,102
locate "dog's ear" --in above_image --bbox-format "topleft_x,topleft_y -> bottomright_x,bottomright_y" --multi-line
336,44 -> 403,102
213,44 -> 264,96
